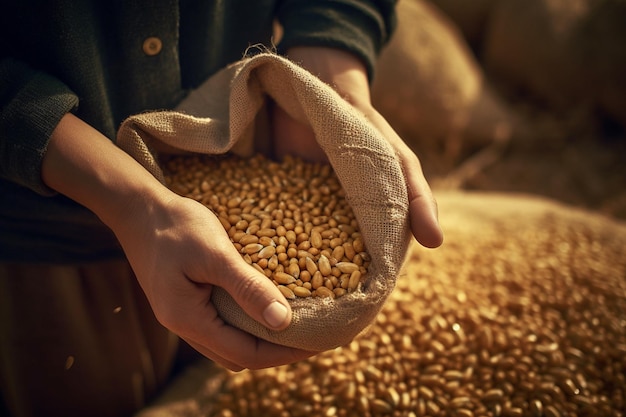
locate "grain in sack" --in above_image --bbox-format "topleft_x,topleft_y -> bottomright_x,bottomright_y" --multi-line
116,52 -> 413,351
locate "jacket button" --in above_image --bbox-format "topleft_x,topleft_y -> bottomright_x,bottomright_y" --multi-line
142,37 -> 162,56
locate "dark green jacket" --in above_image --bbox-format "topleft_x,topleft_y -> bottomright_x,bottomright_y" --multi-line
0,0 -> 396,262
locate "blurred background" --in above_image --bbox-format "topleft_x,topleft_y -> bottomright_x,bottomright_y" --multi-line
372,0 -> 626,220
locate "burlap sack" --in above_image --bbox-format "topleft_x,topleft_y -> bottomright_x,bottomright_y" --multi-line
116,52 -> 413,352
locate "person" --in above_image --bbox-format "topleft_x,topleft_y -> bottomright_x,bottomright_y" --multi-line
0,1 -> 443,416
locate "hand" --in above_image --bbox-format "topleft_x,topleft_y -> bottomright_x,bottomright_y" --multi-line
114,194 -> 316,370
276,47 -> 444,248
43,114 -> 315,371
272,103 -> 327,163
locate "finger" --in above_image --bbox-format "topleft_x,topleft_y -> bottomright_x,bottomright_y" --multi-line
211,252 -> 295,331
397,148 -> 444,248
186,333 -> 316,370
182,315 -> 316,370
393,139 -> 443,248
271,103 -> 327,162
367,111 -> 443,248
405,165 -> 444,248
154,271 -> 313,370
185,210 -> 295,331
181,336 -> 244,372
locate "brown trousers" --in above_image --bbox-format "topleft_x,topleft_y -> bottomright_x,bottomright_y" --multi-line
0,260 -> 179,417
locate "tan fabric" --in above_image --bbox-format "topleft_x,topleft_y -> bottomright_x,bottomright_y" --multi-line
0,260 -> 178,417
116,52 -> 413,351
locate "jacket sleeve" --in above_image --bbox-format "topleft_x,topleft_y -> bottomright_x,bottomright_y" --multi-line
276,0 -> 398,81
0,58 -> 79,195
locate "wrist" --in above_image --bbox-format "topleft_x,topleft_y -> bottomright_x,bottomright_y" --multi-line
42,113 -> 176,231
284,46 -> 372,107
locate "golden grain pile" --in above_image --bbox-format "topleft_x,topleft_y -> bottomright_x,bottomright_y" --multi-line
139,178 -> 626,417
163,154 -> 370,300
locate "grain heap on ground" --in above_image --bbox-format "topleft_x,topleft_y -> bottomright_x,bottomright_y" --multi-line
136,192 -> 626,417
162,153 -> 370,300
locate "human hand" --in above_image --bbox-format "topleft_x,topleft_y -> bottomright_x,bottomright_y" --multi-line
272,103 -> 328,163
42,114 -> 315,371
277,47 -> 443,248
113,193 -> 316,370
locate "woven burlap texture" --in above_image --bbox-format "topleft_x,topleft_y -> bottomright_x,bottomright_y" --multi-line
116,53 -> 413,351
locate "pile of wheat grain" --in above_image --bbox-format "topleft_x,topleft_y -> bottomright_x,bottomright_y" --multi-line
163,154 -> 371,300
138,185 -> 625,417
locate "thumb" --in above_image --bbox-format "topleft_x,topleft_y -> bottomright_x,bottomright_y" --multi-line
365,108 -> 444,248
216,258 -> 293,331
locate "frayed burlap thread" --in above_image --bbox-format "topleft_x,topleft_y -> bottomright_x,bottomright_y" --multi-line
116,53 -> 412,351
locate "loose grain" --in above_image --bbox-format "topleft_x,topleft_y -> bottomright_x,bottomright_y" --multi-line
163,154 -> 370,299
162,193 -> 626,417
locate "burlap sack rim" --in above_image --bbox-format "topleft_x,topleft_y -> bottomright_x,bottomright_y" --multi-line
116,53 -> 412,351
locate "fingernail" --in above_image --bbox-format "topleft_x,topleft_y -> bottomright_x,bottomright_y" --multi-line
263,301 -> 288,329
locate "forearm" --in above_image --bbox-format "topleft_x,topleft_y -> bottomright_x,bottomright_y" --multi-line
41,113 -> 174,232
